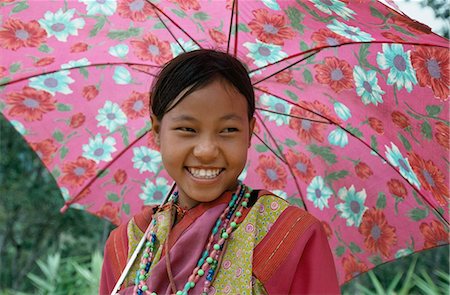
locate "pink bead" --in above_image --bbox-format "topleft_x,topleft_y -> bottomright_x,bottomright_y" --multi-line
218,238 -> 225,245
201,263 -> 209,271
226,227 -> 233,234
204,280 -> 211,287
188,274 -> 195,282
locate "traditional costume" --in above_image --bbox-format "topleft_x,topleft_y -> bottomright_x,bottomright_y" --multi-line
100,185 -> 340,294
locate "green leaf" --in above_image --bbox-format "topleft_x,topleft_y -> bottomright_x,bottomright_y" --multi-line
153,22 -> 166,29
300,41 -> 309,51
335,246 -> 345,257
349,242 -> 362,253
285,90 -> 298,101
307,144 -> 337,165
392,24 -> 415,36
90,16 -> 106,37
9,62 -> 21,73
98,169 -> 109,178
346,125 -> 363,138
408,208 -> 428,221
52,167 -> 61,178
368,255 -> 383,266
420,121 -> 432,140
11,1 -> 29,13
60,146 -> 68,160
171,8 -> 187,18
286,6 -> 304,33
397,133 -> 412,151
237,23 -> 250,32
370,135 -> 379,153
303,69 -> 313,84
136,122 -> 151,138
358,43 -> 370,63
376,192 -> 386,209
53,130 -> 64,143
38,44 -> 52,53
325,170 -> 348,182
287,197 -> 304,208
107,27 -> 141,41
370,6 -> 387,21
79,67 -> 89,79
255,144 -> 269,152
107,193 -> 120,202
193,12 -> 209,21
56,103 -> 72,112
120,127 -> 129,146
122,203 -> 130,215
406,110 -> 421,120
285,138 -> 297,147
426,105 -> 442,117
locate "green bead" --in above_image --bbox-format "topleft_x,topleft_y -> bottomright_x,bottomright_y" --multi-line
244,192 -> 250,198
198,269 -> 205,276
143,252 -> 149,258
230,222 -> 237,228
235,211 -> 242,217
190,282 -> 195,288
242,201 -> 248,207
139,274 -> 145,280
146,241 -> 152,247
206,257 -> 213,264
176,291 -> 183,295
140,263 -> 146,269
141,285 -> 148,291
213,244 -> 220,250
151,293 -> 157,295
222,232 -> 229,239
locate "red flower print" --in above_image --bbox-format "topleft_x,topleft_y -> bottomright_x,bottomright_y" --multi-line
342,254 -> 368,281
113,169 -> 127,185
30,138 -> 57,166
391,111 -> 410,129
387,179 -> 407,199
6,86 -> 56,121
285,150 -> 315,183
274,70 -> 293,84
354,161 -> 373,180
69,112 -> 86,128
311,29 -> 351,47
368,117 -> 384,135
208,28 -> 227,44
70,42 -> 88,53
0,66 -> 6,79
314,57 -> 353,93
321,221 -> 333,239
359,208 -> 397,258
390,15 -> 432,35
256,154 -> 287,189
96,202 -> 121,225
60,156 -> 97,187
0,19 -> 46,51
435,121 -> 449,150
248,9 -> 295,46
131,33 -> 172,65
82,85 -> 99,101
408,152 -> 449,206
411,46 -> 449,101
122,91 -> 149,119
169,0 -> 200,11
381,32 -> 406,43
289,101 -> 332,144
34,57 -> 55,67
117,0 -> 157,21
419,220 -> 449,249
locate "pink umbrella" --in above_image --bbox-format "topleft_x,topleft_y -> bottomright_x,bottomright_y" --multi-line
0,0 -> 448,284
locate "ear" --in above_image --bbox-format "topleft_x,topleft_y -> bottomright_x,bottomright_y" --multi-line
248,117 -> 256,147
150,114 -> 161,146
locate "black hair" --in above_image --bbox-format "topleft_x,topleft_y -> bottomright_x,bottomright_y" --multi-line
150,49 -> 255,121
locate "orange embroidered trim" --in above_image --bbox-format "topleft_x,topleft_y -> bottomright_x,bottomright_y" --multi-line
253,207 -> 316,283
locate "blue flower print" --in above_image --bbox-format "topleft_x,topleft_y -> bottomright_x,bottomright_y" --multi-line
310,0 -> 355,20
170,38 -> 200,57
262,0 -> 280,10
109,44 -> 129,58
306,176 -> 333,210
243,40 -> 288,67
353,65 -> 385,105
333,101 -> 351,121
60,187 -> 85,210
259,93 -> 292,126
96,101 -> 128,132
395,248 -> 413,259
113,66 -> 132,85
10,120 -> 27,135
39,9 -> 85,42
238,164 -> 249,182
335,185 -> 368,227
327,20 -> 374,42
376,44 -> 418,92
29,70 -> 74,95
132,146 -> 161,174
272,190 -> 288,200
385,142 -> 420,188
328,127 -> 348,147
79,0 -> 117,16
139,177 -> 169,205
82,134 -> 117,163
61,58 -> 91,70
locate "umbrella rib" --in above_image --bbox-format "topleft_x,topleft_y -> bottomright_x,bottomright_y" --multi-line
153,6 -> 187,52
254,112 -> 305,203
256,107 -> 331,124
226,0 -> 236,55
233,0 -> 239,57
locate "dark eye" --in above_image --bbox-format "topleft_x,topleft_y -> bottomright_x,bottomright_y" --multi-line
222,127 -> 239,133
177,127 -> 196,132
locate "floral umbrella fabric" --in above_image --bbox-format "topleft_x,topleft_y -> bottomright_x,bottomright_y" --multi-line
0,0 -> 448,285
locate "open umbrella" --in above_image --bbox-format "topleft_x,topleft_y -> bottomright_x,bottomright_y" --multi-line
1,0 -> 448,285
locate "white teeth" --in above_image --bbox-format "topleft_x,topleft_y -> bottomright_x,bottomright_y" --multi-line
188,168 -> 221,179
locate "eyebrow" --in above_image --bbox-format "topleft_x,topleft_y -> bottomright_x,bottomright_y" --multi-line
171,114 -> 244,122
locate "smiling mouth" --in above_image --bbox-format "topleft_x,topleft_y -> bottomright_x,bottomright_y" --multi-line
187,167 -> 223,179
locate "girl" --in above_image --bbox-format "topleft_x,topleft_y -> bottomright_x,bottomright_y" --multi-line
100,49 -> 340,295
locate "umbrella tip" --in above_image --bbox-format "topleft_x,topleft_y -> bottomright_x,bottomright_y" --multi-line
60,205 -> 69,213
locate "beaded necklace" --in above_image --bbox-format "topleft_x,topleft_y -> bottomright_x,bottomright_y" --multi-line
133,182 -> 251,295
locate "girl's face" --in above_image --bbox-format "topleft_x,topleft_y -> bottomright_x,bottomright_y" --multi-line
151,79 -> 255,209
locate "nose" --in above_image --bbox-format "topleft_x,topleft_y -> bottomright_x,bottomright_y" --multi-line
193,137 -> 219,162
